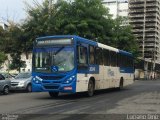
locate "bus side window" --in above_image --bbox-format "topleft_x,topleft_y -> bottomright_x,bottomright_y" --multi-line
110,51 -> 117,67
95,47 -> 103,65
77,46 -> 88,65
103,49 -> 110,66
118,54 -> 123,67
89,46 -> 95,64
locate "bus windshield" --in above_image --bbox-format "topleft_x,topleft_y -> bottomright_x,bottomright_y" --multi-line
33,46 -> 74,73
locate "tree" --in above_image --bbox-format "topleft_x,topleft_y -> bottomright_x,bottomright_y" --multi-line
22,0 -> 113,48
0,21 -> 26,71
56,0 -> 112,41
22,0 -> 57,51
0,52 -> 7,67
9,53 -> 26,72
111,17 -> 139,57
22,0 -> 138,56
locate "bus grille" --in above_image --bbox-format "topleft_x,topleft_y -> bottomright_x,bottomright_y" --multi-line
39,76 -> 64,80
44,86 -> 59,90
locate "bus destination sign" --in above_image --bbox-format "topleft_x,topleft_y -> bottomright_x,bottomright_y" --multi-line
36,38 -> 73,46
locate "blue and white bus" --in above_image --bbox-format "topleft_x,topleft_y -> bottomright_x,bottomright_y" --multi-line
32,35 -> 134,97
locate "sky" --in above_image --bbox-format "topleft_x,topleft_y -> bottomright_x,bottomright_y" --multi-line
0,0 -> 43,23
0,0 -> 127,23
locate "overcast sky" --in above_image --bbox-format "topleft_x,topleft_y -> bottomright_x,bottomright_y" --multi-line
0,0 -> 128,23
0,0 -> 43,23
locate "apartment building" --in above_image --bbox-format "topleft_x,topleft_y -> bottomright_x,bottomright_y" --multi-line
102,0 -> 128,19
129,0 -> 160,62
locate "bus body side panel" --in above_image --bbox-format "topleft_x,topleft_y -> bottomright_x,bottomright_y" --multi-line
119,67 -> 134,86
76,74 -> 88,92
94,66 -> 104,90
76,65 -> 104,92
103,66 -> 119,88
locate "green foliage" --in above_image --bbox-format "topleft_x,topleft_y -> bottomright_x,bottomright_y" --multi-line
9,53 -> 26,72
111,17 -> 139,57
0,23 -> 26,71
0,52 -> 7,67
22,0 -> 138,56
22,0 -> 113,48
56,0 -> 112,41
22,0 -> 57,51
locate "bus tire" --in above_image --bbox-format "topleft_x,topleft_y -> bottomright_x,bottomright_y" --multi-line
119,78 -> 124,90
87,80 -> 95,97
49,92 -> 59,98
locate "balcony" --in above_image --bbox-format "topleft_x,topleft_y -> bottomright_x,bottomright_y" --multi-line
130,19 -> 144,24
129,9 -> 144,14
129,14 -> 144,18
146,8 -> 159,12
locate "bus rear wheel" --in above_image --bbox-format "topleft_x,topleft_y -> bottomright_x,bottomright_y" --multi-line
119,79 -> 123,90
49,92 -> 59,98
87,80 -> 95,97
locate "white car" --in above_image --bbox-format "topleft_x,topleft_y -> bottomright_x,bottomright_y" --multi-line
0,74 -> 11,95
10,72 -> 32,92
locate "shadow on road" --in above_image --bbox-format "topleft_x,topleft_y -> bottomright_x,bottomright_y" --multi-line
34,87 -> 131,101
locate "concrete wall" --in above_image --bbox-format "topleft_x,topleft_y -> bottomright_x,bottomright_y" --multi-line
0,53 -> 32,73
20,53 -> 32,72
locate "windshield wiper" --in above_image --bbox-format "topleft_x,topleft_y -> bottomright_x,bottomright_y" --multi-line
54,46 -> 65,55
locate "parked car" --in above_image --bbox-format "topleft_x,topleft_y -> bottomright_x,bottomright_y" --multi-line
1,73 -> 15,80
10,72 -> 32,92
0,74 -> 11,95
10,73 -> 18,78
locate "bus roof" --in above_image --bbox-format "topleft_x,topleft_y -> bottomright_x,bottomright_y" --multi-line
36,35 -> 76,40
36,35 -> 133,57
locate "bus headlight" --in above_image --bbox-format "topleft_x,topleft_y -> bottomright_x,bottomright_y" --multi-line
63,75 -> 75,84
33,76 -> 43,84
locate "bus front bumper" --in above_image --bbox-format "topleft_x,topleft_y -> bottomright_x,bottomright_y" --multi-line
32,82 -> 76,93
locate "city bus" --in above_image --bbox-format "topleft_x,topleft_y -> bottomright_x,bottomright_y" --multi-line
32,35 -> 134,97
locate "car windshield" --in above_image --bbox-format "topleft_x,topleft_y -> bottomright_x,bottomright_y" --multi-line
33,46 -> 74,73
15,73 -> 31,79
1,73 -> 12,78
1,73 -> 7,78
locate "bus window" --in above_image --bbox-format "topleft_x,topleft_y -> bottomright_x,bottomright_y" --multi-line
119,54 -> 125,67
95,47 -> 103,65
89,46 -> 95,64
103,49 -> 110,66
110,51 -> 117,67
77,46 -> 87,64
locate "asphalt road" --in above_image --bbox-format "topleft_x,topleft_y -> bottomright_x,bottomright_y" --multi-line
1,80 -> 160,120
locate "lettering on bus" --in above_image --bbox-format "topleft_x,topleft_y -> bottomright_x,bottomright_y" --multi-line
89,67 -> 96,72
108,69 -> 115,77
36,39 -> 73,46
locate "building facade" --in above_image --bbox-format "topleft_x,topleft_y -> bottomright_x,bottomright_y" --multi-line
102,0 -> 129,19
128,0 -> 160,62
0,53 -> 32,73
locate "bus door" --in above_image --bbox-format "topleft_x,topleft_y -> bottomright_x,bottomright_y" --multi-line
76,44 -> 89,92
95,47 -> 105,89
108,51 -> 118,88
103,49 -> 110,89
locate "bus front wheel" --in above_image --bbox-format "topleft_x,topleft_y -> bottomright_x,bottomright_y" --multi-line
49,92 -> 59,98
87,80 -> 95,97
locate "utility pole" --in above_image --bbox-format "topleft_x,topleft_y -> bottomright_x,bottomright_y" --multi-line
143,0 -> 148,80
116,0 -> 119,18
142,0 -> 146,59
49,0 -> 53,16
